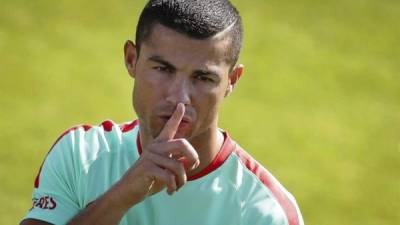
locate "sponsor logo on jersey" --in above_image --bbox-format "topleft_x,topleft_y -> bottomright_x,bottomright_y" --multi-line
31,196 -> 57,210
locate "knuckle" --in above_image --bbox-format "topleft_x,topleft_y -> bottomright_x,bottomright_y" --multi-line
167,173 -> 175,184
154,136 -> 166,143
171,160 -> 184,172
146,144 -> 165,155
175,138 -> 190,149
146,143 -> 159,152
141,152 -> 155,162
159,169 -> 171,180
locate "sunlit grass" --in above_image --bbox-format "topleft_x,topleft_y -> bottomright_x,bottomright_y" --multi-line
1,0 -> 399,224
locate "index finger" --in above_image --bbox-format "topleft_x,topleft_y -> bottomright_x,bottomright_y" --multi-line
156,103 -> 185,141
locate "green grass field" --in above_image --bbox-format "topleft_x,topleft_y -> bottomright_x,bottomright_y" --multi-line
1,0 -> 399,224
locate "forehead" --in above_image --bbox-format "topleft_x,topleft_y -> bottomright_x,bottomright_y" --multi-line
140,23 -> 232,71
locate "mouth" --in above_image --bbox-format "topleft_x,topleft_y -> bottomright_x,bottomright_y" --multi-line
159,115 -> 191,124
156,113 -> 193,137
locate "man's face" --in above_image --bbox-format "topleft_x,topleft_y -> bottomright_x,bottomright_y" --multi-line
125,24 -> 242,141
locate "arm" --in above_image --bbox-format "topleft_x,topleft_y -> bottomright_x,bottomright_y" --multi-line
21,103 -> 199,225
242,186 -> 304,225
68,103 -> 198,224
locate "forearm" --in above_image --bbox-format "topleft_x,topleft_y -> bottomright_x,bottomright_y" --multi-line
66,183 -> 138,225
67,105 -> 198,224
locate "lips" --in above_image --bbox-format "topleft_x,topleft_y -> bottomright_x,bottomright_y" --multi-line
159,115 -> 191,124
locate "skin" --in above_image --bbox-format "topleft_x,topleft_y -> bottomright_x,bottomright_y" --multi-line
128,23 -> 244,177
20,23 -> 244,225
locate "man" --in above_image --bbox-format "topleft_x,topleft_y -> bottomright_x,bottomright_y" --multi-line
21,0 -> 304,225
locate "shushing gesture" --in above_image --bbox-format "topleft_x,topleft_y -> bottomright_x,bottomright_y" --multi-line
112,103 -> 200,208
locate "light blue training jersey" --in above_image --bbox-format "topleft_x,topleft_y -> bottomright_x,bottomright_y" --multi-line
24,120 -> 304,225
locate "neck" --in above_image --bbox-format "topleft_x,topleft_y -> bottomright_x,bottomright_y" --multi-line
185,126 -> 224,177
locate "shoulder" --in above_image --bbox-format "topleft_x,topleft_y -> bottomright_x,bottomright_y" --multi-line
46,119 -> 139,155
229,143 -> 304,225
34,119 -> 139,187
49,119 -> 138,148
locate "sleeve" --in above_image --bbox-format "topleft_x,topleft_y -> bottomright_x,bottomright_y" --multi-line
241,193 -> 289,225
23,128 -> 84,225
241,185 -> 304,225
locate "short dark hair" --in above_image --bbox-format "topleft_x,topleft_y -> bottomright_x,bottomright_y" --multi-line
135,0 -> 243,67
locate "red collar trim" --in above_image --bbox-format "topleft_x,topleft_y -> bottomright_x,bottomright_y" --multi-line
187,132 -> 235,180
136,130 -> 235,181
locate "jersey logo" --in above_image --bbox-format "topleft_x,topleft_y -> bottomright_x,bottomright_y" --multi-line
31,196 -> 57,210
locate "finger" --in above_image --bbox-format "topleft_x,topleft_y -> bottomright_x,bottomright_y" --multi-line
166,139 -> 200,170
151,139 -> 199,171
156,103 -> 185,141
148,165 -> 177,195
146,152 -> 187,190
177,157 -> 200,171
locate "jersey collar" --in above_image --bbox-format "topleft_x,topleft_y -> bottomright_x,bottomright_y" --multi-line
136,127 -> 236,181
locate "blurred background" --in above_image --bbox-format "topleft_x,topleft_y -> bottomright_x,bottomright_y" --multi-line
1,0 -> 399,224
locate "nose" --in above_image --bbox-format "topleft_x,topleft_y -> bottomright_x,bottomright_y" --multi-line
165,76 -> 191,106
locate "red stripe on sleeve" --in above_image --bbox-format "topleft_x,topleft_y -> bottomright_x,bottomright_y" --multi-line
233,147 -> 300,225
101,120 -> 114,132
34,125 -> 92,188
119,120 -> 139,133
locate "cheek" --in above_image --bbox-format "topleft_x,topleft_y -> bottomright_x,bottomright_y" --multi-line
194,87 -> 225,124
133,72 -> 169,137
133,71 -> 164,116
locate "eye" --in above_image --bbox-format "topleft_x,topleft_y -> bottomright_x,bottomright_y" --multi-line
153,66 -> 172,73
195,74 -> 215,83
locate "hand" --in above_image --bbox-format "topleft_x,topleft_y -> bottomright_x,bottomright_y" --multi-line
112,103 -> 200,208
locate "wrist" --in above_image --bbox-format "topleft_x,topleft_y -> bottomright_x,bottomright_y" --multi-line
106,180 -> 144,211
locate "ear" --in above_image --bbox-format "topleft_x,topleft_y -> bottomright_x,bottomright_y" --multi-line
225,64 -> 244,97
124,40 -> 138,78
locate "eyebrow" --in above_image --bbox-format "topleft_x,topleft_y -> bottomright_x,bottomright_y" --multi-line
197,69 -> 222,81
148,55 -> 176,70
193,70 -> 220,79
